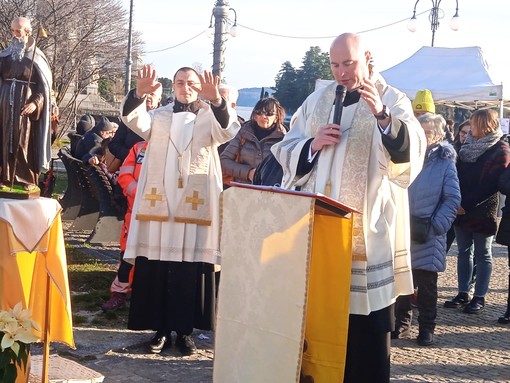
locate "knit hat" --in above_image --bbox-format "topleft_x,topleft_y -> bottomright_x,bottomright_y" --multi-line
76,120 -> 91,135
95,117 -> 115,132
76,114 -> 95,135
412,89 -> 435,114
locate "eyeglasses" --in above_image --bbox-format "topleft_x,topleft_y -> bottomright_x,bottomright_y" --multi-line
174,81 -> 199,88
254,110 -> 276,117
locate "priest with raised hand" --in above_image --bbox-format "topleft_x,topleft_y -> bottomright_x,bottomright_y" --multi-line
272,32 -> 426,382
120,64 -> 240,355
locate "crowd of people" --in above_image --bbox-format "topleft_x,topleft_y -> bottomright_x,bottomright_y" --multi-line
4,14 -> 510,383
108,40 -> 510,382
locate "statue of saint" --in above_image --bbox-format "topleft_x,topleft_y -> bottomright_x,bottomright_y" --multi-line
0,16 -> 52,191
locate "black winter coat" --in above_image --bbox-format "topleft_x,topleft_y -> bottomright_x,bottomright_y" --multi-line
497,164 -> 510,245
455,139 -> 510,235
108,122 -> 143,163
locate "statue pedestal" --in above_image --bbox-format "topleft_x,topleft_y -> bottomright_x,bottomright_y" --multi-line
0,185 -> 40,200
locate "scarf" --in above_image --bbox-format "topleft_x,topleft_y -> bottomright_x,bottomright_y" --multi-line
253,123 -> 276,141
459,130 -> 502,163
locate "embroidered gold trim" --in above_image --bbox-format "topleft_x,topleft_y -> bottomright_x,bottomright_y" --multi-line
174,217 -> 212,226
135,214 -> 169,222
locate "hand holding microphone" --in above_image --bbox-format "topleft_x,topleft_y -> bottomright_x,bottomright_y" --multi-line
311,84 -> 347,154
333,84 -> 347,125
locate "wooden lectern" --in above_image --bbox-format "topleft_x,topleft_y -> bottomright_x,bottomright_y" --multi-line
214,184 -> 359,383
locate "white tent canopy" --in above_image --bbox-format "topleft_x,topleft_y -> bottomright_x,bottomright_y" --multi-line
315,46 -> 506,112
380,46 -> 506,110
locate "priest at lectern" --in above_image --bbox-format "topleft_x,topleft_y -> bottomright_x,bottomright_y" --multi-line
272,33 -> 426,383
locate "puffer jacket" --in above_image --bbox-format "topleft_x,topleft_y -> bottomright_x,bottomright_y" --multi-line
220,120 -> 286,183
117,141 -> 147,250
409,142 -> 461,272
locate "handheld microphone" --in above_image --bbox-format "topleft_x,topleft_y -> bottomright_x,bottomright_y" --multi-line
333,85 -> 347,125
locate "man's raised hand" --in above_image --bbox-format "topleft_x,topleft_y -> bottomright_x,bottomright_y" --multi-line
193,70 -> 221,103
136,64 -> 162,98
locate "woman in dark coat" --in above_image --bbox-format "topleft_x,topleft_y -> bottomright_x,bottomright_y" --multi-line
496,162 -> 510,323
220,97 -> 286,185
445,109 -> 510,314
393,113 -> 460,346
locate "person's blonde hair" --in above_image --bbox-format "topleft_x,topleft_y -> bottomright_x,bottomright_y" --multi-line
470,109 -> 499,136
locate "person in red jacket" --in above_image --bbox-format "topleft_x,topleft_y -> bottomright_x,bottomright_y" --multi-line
102,141 -> 148,311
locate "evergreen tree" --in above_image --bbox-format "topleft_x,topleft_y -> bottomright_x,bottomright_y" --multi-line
273,46 -> 333,113
158,77 -> 173,101
296,46 -> 332,104
273,61 -> 299,112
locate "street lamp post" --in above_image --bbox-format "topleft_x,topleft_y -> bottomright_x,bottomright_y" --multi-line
211,0 -> 237,78
407,0 -> 460,47
124,0 -> 134,94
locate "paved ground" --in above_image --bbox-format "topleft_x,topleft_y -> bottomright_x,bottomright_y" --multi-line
39,226 -> 510,382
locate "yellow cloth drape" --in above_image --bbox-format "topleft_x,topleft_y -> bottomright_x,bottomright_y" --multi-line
301,214 -> 352,382
0,198 -> 74,348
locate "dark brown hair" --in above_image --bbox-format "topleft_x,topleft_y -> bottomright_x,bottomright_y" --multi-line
453,119 -> 471,143
173,67 -> 199,82
250,97 -> 285,127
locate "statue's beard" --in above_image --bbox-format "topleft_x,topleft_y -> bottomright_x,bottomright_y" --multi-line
9,37 -> 26,62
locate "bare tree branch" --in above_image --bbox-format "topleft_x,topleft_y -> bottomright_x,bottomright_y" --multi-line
0,0 -> 144,139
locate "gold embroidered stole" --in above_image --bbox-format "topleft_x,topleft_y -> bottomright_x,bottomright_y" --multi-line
299,84 -> 337,193
174,147 -> 212,226
135,114 -> 172,221
136,111 -> 209,224
337,101 -> 372,261
308,84 -> 373,261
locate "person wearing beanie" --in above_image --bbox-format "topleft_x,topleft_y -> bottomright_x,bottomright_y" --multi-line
412,89 -> 436,117
75,119 -> 91,136
75,116 -> 118,165
69,114 -> 96,156
76,114 -> 96,135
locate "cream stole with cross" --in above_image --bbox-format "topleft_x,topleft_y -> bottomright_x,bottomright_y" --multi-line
303,85 -> 376,262
135,111 -> 212,224
135,113 -> 173,222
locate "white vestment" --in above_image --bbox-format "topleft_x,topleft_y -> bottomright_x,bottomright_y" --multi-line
272,78 -> 426,315
120,99 -> 240,265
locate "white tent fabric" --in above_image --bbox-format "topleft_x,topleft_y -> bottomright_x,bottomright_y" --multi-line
315,46 -> 506,110
380,46 -> 505,107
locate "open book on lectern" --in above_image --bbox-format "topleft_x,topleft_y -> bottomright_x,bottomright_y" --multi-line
228,182 -> 360,218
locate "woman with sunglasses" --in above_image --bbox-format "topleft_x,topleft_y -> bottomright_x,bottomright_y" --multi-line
220,97 -> 287,185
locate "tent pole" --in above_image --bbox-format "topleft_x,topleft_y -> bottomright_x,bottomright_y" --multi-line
500,82 -> 504,118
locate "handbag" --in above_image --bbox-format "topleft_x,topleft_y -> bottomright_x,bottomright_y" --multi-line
410,201 -> 441,244
410,215 -> 432,244
252,152 -> 283,186
222,137 -> 245,186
